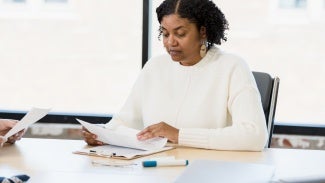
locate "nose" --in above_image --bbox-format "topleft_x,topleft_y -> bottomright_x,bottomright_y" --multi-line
167,35 -> 176,46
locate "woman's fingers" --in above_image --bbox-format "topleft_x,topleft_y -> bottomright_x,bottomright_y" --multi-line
81,126 -> 103,146
137,122 -> 179,143
137,124 -> 159,140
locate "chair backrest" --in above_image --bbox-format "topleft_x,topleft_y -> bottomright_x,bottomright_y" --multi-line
252,71 -> 280,148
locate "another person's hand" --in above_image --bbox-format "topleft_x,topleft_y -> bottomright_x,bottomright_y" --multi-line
137,122 -> 179,143
6,130 -> 25,144
81,126 -> 104,146
0,119 -> 25,145
0,135 -> 5,145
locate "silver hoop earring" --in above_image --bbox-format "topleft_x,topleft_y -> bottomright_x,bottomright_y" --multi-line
200,40 -> 207,58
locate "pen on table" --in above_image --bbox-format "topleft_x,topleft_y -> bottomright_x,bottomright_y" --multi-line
89,150 -> 116,157
142,159 -> 189,167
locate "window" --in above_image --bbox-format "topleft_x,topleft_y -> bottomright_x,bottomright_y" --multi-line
279,0 -> 307,9
45,0 -> 67,3
270,0 -> 325,24
149,1 -> 325,125
0,0 -> 76,20
4,0 -> 26,3
0,1 -> 142,116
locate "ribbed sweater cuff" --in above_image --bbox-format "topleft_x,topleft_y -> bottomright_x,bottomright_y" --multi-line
179,129 -> 210,148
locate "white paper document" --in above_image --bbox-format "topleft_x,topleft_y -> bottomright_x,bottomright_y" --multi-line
3,107 -> 50,141
279,174 -> 325,183
77,119 -> 168,151
174,160 -> 275,183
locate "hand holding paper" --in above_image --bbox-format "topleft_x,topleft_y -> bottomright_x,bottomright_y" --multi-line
1,107 -> 50,147
77,119 -> 167,151
1,121 -> 24,143
76,119 -> 173,159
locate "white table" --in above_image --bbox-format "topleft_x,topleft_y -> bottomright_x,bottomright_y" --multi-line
1,138 -> 325,183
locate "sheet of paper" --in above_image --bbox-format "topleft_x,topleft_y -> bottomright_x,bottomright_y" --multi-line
77,119 -> 167,151
174,160 -> 275,183
4,107 -> 51,140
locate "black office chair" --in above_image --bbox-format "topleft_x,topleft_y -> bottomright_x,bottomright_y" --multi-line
252,71 -> 280,148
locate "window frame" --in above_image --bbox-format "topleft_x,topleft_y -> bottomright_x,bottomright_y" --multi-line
1,0 -> 324,136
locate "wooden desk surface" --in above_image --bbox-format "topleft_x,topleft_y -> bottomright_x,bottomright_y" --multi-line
1,138 -> 325,183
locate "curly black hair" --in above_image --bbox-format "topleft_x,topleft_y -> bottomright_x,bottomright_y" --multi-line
156,0 -> 229,48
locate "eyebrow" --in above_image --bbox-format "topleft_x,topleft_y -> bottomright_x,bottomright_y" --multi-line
161,26 -> 185,31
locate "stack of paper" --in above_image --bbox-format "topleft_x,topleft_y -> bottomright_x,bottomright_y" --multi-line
75,119 -> 173,159
77,119 -> 168,150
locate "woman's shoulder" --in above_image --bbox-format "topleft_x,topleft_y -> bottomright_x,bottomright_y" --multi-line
208,47 -> 249,70
203,47 -> 253,83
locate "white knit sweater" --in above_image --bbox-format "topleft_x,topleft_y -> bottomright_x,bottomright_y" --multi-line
106,46 -> 267,151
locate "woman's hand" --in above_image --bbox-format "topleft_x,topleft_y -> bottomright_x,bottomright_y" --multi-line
137,122 -> 179,143
81,126 -> 104,146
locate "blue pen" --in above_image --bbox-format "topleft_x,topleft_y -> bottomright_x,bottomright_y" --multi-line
142,159 -> 189,167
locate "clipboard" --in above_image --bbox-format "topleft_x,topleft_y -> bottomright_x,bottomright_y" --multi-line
73,144 -> 174,160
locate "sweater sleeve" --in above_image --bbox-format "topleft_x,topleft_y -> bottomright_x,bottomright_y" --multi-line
178,61 -> 268,151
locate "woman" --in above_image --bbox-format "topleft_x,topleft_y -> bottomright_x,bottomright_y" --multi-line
82,0 -> 267,151
0,119 -> 24,146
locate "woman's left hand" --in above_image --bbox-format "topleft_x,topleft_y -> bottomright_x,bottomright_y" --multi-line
137,122 -> 179,143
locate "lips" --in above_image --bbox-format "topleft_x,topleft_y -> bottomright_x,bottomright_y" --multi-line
169,49 -> 181,56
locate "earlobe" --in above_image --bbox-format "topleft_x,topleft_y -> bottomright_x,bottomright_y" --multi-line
200,26 -> 207,39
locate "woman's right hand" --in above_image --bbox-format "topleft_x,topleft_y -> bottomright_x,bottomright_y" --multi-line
81,126 -> 104,146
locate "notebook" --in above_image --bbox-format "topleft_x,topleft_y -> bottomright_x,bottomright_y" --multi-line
174,159 -> 275,183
